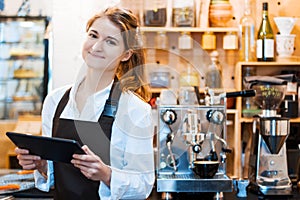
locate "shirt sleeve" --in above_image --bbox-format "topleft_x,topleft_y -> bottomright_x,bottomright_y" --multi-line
34,161 -> 54,192
99,92 -> 155,199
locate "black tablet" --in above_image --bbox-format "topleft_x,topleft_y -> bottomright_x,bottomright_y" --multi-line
6,132 -> 85,163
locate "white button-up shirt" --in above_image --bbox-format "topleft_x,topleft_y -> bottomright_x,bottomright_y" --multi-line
34,78 -> 155,199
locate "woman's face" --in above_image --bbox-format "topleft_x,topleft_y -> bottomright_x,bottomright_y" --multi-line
82,17 -> 129,72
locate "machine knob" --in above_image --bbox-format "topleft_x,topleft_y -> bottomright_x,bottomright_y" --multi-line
192,144 -> 202,153
206,110 -> 225,125
161,109 -> 177,125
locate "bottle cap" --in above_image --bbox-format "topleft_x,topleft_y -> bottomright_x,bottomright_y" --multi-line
263,2 -> 268,10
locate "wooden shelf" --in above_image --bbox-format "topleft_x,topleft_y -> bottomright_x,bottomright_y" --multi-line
236,61 -> 300,66
140,27 -> 239,33
240,117 -> 300,123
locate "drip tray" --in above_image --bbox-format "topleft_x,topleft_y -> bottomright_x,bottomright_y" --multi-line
157,173 -> 232,192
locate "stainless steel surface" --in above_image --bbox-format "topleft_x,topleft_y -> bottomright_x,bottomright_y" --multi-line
157,173 -> 232,192
249,84 -> 292,196
156,103 -> 232,194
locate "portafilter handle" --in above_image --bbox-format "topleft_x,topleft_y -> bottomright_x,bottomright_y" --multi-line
225,89 -> 256,98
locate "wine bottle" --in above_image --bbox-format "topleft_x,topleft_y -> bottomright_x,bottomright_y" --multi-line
239,0 -> 255,61
256,2 -> 274,61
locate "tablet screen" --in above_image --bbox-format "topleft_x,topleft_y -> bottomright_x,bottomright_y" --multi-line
6,132 -> 85,163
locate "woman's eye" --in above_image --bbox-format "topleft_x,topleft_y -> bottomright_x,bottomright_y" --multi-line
106,39 -> 117,46
88,33 -> 98,39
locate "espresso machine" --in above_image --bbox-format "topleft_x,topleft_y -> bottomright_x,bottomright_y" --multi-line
248,83 -> 292,196
156,89 -> 255,198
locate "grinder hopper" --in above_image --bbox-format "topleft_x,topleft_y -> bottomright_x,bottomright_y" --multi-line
252,84 -> 289,154
259,117 -> 289,154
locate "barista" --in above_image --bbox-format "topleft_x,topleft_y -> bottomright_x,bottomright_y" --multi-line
15,7 -> 155,199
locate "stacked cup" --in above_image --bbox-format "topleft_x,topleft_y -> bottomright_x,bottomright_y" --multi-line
274,17 -> 297,58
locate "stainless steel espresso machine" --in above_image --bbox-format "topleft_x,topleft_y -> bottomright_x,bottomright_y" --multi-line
156,89 -> 255,198
248,83 -> 292,196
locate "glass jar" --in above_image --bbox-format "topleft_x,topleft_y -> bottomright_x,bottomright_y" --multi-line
242,66 -> 258,117
155,31 -> 168,49
178,32 -> 193,50
172,0 -> 195,27
144,0 -> 167,27
202,32 -> 216,50
179,64 -> 199,87
205,51 -> 222,88
223,32 -> 238,50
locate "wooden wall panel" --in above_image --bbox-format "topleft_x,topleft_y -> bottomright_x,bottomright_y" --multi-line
255,0 -> 300,56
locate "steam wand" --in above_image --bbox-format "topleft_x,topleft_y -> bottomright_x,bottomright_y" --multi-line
166,132 -> 177,172
204,132 -> 218,161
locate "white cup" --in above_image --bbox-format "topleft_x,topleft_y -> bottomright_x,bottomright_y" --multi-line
159,89 -> 177,105
178,86 -> 198,105
276,34 -> 296,57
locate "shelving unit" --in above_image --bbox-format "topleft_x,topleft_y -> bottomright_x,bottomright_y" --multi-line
140,27 -> 239,33
0,16 -> 49,119
235,61 -> 300,178
235,61 -> 300,121
142,27 -> 239,91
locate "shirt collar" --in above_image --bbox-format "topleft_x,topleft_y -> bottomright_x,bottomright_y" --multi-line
68,76 -> 114,118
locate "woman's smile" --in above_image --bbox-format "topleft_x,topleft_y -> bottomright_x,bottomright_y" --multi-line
88,50 -> 105,59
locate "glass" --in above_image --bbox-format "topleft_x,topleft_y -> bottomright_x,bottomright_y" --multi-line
223,32 -> 238,50
242,66 -> 258,117
179,64 -> 199,87
155,31 -> 168,49
143,0 -> 167,27
202,32 -> 216,50
172,0 -> 195,27
239,0 -> 255,61
205,51 -> 222,88
178,86 -> 198,105
252,84 -> 286,111
178,32 -> 193,50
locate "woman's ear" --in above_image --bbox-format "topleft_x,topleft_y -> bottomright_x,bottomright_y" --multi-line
121,49 -> 133,62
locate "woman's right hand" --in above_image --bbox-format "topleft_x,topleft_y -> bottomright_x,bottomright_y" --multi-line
15,147 -> 48,177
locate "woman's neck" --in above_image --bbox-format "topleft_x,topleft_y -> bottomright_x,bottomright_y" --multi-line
83,68 -> 115,93
75,68 -> 114,113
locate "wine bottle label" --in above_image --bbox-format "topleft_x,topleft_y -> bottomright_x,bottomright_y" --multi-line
256,39 -> 274,59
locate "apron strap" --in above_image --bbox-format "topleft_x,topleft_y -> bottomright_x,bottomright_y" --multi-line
52,87 -> 71,137
52,79 -> 121,141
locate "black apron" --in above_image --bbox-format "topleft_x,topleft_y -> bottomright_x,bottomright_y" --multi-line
52,81 -> 121,200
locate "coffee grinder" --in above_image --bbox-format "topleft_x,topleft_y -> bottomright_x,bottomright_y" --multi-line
248,83 -> 292,196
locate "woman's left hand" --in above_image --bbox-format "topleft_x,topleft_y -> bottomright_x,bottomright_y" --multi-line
71,145 -> 111,186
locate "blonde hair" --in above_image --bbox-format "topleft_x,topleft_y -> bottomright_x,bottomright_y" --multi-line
86,7 -> 151,102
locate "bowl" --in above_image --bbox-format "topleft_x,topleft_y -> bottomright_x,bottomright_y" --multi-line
193,160 -> 219,178
274,17 -> 297,35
